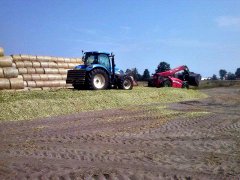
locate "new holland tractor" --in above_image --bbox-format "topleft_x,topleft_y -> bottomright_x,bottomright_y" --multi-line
66,51 -> 133,90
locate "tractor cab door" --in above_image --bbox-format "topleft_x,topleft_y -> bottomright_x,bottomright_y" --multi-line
98,54 -> 111,73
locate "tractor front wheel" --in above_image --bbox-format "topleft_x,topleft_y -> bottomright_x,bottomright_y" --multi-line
163,80 -> 172,87
118,76 -> 133,90
87,69 -> 109,90
182,81 -> 189,89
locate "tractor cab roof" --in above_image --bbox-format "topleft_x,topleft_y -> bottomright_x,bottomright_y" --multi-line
84,51 -> 110,56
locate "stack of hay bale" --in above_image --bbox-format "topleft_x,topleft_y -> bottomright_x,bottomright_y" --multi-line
0,47 -> 24,90
11,54 -> 82,90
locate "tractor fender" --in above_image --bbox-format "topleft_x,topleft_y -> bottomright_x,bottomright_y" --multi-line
86,66 -> 110,78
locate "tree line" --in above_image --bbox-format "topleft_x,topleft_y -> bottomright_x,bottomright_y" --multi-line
212,68 -> 240,80
125,62 -> 170,81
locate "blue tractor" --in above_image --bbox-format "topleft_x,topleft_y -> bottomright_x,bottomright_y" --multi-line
66,51 -> 133,90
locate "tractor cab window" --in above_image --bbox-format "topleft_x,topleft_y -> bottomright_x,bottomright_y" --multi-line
85,55 -> 97,65
98,54 -> 111,70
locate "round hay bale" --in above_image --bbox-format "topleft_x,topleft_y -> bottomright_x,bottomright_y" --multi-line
20,54 -> 29,61
61,74 -> 67,80
0,56 -> 13,67
15,61 -> 24,68
0,68 -> 4,78
59,80 -> 66,87
57,63 -> 68,69
44,68 -> 59,74
51,56 -> 58,62
44,56 -> 52,61
32,62 -> 41,68
0,78 -> 10,89
27,81 -> 37,88
58,68 -> 68,74
9,78 -> 24,89
37,56 -> 45,61
64,58 -> 71,63
57,57 -> 65,62
50,81 -> 61,87
22,74 -> 32,81
40,74 -> 49,81
48,62 -> 58,68
69,58 -> 76,63
31,74 -> 41,81
68,63 -> 78,69
40,62 -> 49,68
23,61 -> 33,68
35,68 -> 44,74
27,68 -> 36,74
18,75 -> 23,79
35,81 -> 46,87
12,62 -> 16,67
3,67 -> 18,78
0,47 -> 4,57
75,58 -> 83,63
12,55 -> 22,61
29,55 -> 37,61
18,68 -> 28,74
48,74 -> 62,80
24,81 -> 27,87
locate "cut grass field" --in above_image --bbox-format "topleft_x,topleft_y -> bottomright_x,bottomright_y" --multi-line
0,86 -> 207,121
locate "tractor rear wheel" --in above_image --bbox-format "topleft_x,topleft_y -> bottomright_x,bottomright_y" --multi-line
163,80 -> 172,87
118,76 -> 133,90
87,69 -> 109,90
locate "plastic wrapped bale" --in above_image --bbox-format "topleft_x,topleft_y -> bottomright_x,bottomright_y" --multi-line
0,78 -> 10,89
23,61 -> 33,68
57,57 -> 65,62
58,68 -> 68,74
3,67 -> 18,78
18,68 -> 28,74
57,62 -> 68,69
9,78 -> 24,89
0,56 -> 13,67
27,68 -> 36,74
29,55 -> 37,61
0,47 -> 4,57
47,74 -> 62,80
26,81 -> 37,88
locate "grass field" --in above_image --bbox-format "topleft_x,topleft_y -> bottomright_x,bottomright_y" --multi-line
0,86 -> 207,121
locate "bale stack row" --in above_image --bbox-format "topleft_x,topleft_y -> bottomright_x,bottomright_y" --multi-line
0,47 -> 24,90
11,54 -> 83,90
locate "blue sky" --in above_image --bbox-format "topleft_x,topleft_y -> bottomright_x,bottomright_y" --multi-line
0,0 -> 240,77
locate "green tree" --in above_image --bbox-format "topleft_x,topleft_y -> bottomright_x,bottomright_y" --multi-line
235,68 -> 240,78
142,69 -> 150,81
219,69 -> 227,80
227,72 -> 236,80
212,74 -> 217,80
128,68 -> 141,81
155,61 -> 170,73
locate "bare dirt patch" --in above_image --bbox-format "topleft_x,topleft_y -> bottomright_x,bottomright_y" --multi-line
0,87 -> 240,179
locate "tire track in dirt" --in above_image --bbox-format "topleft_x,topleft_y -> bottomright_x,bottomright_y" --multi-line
0,87 -> 240,179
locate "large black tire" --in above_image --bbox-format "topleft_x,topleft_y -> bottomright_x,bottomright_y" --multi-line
87,69 -> 109,90
182,81 -> 189,89
118,76 -> 133,90
163,79 -> 172,87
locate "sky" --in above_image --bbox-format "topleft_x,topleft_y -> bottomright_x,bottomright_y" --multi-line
0,0 -> 240,77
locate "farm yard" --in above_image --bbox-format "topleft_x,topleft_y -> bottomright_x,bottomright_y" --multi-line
0,86 -> 240,179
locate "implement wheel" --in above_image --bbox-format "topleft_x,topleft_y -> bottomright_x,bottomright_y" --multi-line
118,76 -> 133,90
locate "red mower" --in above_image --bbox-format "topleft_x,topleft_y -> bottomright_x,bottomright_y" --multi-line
148,65 -> 201,88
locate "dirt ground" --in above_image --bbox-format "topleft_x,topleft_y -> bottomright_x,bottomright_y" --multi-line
0,87 -> 240,180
